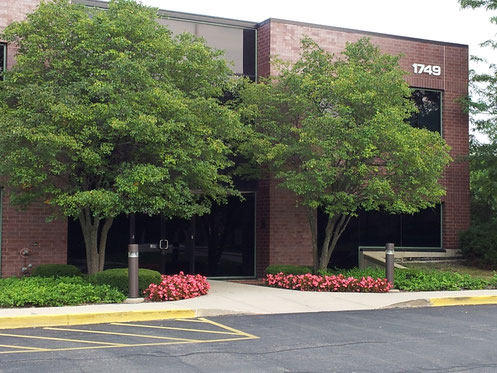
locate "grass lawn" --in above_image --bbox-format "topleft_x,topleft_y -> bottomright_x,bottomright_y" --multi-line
403,261 -> 496,281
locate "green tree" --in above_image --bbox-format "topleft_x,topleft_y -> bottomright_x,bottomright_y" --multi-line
239,38 -> 451,271
460,0 -> 497,11
0,0 -> 246,274
459,0 -> 497,218
470,139 -> 497,218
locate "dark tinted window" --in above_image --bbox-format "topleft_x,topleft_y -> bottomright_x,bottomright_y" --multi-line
68,193 -> 256,277
158,18 -> 256,79
317,205 -> 441,268
0,43 -> 6,80
409,89 -> 441,133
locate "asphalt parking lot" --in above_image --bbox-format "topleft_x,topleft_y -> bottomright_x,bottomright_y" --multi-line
0,317 -> 259,355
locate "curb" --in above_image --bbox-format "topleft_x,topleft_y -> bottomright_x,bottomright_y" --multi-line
0,309 -> 196,330
387,295 -> 497,309
429,295 -> 497,307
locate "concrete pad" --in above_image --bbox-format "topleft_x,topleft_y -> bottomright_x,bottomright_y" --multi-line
2,280 -> 497,329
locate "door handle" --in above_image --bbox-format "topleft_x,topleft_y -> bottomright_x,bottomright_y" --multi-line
159,239 -> 169,251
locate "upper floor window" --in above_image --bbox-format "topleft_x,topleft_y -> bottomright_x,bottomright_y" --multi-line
157,18 -> 256,80
409,89 -> 442,133
0,43 -> 6,80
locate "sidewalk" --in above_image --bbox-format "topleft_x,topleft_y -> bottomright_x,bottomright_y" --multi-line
2,280 -> 497,329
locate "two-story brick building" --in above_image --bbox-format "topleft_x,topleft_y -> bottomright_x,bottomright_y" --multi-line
0,0 -> 469,278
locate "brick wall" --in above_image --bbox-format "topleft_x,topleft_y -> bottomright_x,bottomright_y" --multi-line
0,0 -> 68,278
1,191 -> 67,277
0,0 -> 40,70
255,20 -> 469,272
257,22 -> 271,79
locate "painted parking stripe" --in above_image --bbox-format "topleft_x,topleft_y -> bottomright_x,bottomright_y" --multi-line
0,318 -> 259,355
0,336 -> 256,355
174,317 -> 258,339
0,340 -> 192,354
175,318 -> 211,323
198,318 -> 259,339
44,326 -> 203,342
0,344 -> 46,350
110,322 -> 241,336
0,332 -> 128,346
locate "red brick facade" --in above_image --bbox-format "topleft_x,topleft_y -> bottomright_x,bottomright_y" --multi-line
0,3 -> 469,277
1,0 -> 68,277
1,191 -> 67,278
0,0 -> 39,70
255,19 -> 469,274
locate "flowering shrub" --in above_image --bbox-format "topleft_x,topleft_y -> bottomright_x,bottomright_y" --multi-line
144,272 -> 210,301
263,272 -> 392,293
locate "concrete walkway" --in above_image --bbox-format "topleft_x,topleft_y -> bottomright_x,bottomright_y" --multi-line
2,280 -> 497,329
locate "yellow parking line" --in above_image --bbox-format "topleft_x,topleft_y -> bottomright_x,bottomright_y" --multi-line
43,327 -> 201,342
175,318 -> 208,323
197,318 -> 259,339
0,336 -> 254,355
0,344 -> 47,350
125,336 -> 256,346
0,318 -> 258,355
0,332 -> 127,346
110,322 -> 240,336
0,340 -> 192,354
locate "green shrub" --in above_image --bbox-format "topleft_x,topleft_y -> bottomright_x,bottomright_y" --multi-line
31,263 -> 83,278
320,267 -> 386,279
459,222 -> 497,269
395,269 -> 489,291
0,276 -> 125,307
265,265 -> 313,276
322,267 -> 491,291
89,268 -> 162,295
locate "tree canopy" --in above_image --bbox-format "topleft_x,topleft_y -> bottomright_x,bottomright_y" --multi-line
460,0 -> 497,11
0,0 -> 246,274
459,0 -> 497,220
239,38 -> 452,270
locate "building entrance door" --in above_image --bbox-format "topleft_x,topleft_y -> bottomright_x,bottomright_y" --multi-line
135,214 -> 195,275
68,193 -> 255,277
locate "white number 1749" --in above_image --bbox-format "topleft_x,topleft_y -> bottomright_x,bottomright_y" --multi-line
412,63 -> 441,76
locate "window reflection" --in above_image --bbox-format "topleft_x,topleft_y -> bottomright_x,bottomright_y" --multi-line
0,43 -> 6,80
409,89 -> 441,133
317,205 -> 441,268
157,18 -> 256,79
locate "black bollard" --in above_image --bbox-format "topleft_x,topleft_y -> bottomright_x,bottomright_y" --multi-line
128,243 -> 139,298
385,243 -> 394,287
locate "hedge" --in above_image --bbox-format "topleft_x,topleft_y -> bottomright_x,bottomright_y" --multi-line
89,268 -> 162,295
31,264 -> 82,278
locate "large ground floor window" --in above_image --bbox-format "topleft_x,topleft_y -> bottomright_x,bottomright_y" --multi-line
317,205 -> 442,268
68,192 -> 256,278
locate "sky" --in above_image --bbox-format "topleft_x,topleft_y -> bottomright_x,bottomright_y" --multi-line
132,0 -> 495,140
138,0 -> 497,72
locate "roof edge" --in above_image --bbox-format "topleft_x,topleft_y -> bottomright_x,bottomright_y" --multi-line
73,0 -> 258,29
260,18 -> 468,48
73,1 -> 467,48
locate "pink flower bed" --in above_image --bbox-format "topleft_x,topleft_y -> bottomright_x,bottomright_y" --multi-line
263,272 -> 392,293
144,272 -> 210,301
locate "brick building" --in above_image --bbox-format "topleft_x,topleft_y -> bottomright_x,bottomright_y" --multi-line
0,0 -> 469,278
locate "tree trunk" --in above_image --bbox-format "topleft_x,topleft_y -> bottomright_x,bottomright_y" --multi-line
305,207 -> 319,273
318,213 -> 352,271
98,217 -> 114,273
79,208 -> 114,275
